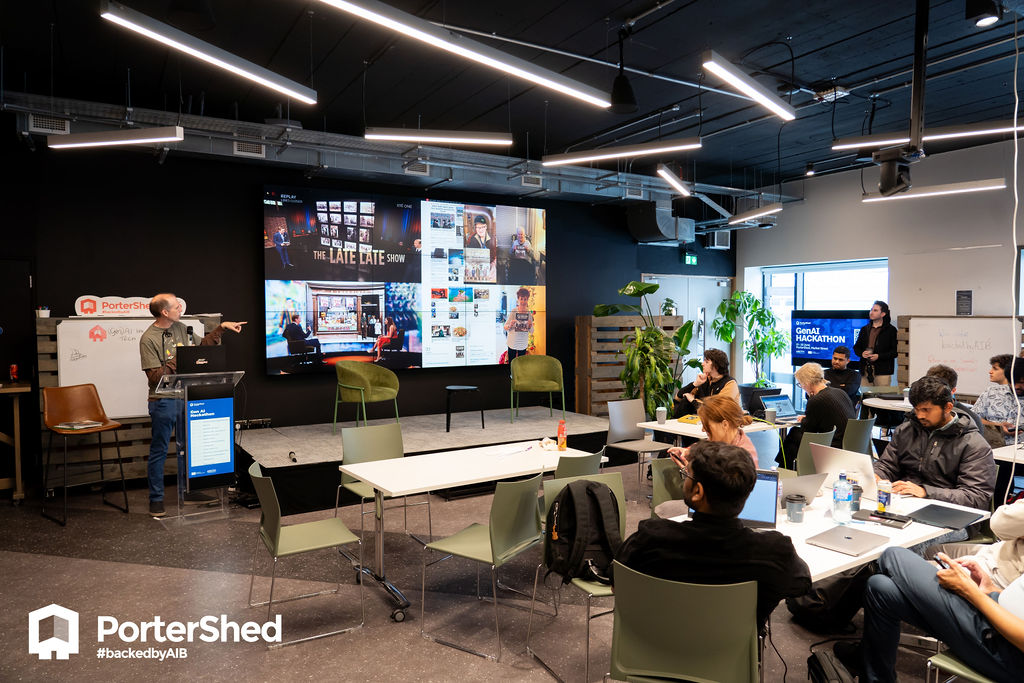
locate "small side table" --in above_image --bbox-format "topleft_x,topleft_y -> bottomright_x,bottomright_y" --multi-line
445,385 -> 485,432
0,383 -> 31,502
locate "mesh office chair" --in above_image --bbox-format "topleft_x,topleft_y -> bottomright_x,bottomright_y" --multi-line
609,561 -> 760,682
41,384 -> 128,526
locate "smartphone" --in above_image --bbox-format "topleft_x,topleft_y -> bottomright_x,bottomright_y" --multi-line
933,554 -> 951,570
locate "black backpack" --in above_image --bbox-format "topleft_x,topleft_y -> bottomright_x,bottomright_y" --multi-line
544,480 -> 622,585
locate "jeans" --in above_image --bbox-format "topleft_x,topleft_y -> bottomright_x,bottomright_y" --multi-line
862,546 -> 1024,683
148,398 -> 185,503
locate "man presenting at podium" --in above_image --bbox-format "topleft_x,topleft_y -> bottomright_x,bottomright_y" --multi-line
139,293 -> 245,517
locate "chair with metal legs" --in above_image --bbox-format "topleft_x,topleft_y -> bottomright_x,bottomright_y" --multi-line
247,462 -> 364,648
41,384 -> 128,526
421,473 -> 542,661
333,360 -> 399,433
337,422 -> 431,543
526,471 -> 626,682
926,652 -> 997,683
606,398 -> 670,495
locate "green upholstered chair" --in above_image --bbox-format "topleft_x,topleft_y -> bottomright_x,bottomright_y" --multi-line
926,652 -> 998,683
553,449 -> 603,478
337,423 -> 431,542
842,416 -> 876,455
796,428 -> 837,475
527,472 -> 626,682
247,462 -> 364,647
421,473 -> 543,661
510,355 -> 565,422
333,360 -> 399,433
609,561 -> 760,682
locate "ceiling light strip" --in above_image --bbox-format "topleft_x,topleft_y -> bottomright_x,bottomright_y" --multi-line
861,178 -> 1006,202
48,126 -> 185,149
701,50 -> 796,121
100,1 -> 317,105
541,137 -> 701,167
728,202 -> 783,225
833,121 -> 1024,151
317,0 -> 610,108
364,127 -> 512,145
656,164 -> 691,197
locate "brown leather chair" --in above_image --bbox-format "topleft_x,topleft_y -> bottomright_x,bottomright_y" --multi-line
42,384 -> 128,526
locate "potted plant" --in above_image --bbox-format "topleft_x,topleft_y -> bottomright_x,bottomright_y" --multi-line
711,291 -> 789,401
594,281 -> 703,419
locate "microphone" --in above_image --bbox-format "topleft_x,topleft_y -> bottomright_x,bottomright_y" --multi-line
186,326 -> 194,345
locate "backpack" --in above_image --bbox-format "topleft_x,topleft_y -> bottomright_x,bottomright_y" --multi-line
544,480 -> 622,585
807,648 -> 856,683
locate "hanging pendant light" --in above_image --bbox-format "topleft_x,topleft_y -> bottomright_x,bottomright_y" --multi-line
610,29 -> 638,114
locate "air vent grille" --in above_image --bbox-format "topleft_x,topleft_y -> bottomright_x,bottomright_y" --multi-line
233,128 -> 265,158
29,114 -> 70,134
403,160 -> 430,176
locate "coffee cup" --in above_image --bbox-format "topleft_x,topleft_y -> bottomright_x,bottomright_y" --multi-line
851,484 -> 863,510
785,494 -> 806,523
656,406 -> 667,424
764,408 -> 777,423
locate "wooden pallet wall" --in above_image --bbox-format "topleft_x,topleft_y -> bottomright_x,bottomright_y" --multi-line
36,315 -> 221,486
575,315 -> 692,417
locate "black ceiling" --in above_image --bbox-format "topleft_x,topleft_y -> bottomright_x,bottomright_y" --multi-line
6,0 -> 1024,190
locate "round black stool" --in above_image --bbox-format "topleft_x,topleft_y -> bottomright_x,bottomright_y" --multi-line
445,385 -> 484,432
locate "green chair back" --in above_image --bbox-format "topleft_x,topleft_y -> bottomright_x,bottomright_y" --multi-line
511,355 -> 564,391
542,472 -> 626,539
490,474 -> 544,567
796,428 -> 836,475
650,458 -> 685,515
554,449 -> 603,478
842,417 -> 876,456
340,423 -> 404,486
248,461 -> 282,554
610,560 -> 759,683
335,361 -> 400,402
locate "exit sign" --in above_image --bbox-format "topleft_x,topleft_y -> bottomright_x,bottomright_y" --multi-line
684,253 -> 698,265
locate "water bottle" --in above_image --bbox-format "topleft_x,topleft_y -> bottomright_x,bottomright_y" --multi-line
833,471 -> 852,525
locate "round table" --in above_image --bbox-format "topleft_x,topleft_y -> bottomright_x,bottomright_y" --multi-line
445,385 -> 485,432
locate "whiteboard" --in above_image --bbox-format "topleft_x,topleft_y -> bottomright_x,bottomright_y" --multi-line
57,317 -> 207,418
908,317 -> 1021,396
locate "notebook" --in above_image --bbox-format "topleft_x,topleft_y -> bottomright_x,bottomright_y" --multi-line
805,526 -> 889,557
810,442 -> 879,502
778,472 -> 828,508
738,469 -> 780,529
759,394 -> 802,423
175,344 -> 226,374
908,504 -> 985,530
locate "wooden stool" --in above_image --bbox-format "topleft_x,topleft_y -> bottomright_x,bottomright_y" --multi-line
445,385 -> 484,432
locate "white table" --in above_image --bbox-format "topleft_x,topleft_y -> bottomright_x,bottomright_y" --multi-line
991,444 -> 1024,464
338,440 -> 595,620
638,419 -> 779,441
862,396 -> 911,413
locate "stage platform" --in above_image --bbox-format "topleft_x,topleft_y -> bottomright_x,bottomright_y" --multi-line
239,406 -> 610,469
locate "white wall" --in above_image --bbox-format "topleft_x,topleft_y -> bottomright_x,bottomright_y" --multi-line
736,139 -> 1024,320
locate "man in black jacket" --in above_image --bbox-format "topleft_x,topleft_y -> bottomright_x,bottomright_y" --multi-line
824,345 -> 861,405
874,376 -> 995,512
615,440 -> 811,629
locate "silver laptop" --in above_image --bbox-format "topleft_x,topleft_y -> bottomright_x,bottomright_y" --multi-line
805,525 -> 889,557
779,472 -> 828,508
810,442 -> 878,502
760,394 -> 802,423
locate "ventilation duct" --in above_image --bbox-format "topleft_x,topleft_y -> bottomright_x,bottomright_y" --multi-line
626,201 -> 696,243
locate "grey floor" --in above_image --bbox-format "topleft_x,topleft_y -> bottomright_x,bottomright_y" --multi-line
0,457 -> 937,682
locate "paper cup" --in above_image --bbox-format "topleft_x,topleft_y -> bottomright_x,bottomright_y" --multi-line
764,408 -> 777,423
656,406 -> 667,424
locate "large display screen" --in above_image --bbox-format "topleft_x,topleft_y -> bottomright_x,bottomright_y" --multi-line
263,186 -> 546,374
790,310 -> 870,366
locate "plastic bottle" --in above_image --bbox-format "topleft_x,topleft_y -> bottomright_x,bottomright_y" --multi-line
557,419 -> 567,451
833,470 -> 852,525
877,480 -> 892,513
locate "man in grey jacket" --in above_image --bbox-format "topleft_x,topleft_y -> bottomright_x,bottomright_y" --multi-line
874,376 -> 995,511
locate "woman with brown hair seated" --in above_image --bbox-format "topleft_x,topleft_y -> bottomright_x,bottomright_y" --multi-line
667,394 -> 758,467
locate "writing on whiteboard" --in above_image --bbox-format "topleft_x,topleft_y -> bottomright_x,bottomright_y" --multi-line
68,349 -> 87,362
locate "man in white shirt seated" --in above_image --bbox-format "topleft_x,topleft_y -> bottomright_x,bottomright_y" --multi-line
855,546 -> 1024,682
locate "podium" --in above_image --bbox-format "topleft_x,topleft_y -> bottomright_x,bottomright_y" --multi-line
155,371 -> 244,522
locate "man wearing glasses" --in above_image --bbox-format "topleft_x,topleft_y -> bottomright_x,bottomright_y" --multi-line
616,440 -> 811,629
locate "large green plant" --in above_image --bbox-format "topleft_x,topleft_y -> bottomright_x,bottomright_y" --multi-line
594,281 -> 703,418
711,291 -> 789,387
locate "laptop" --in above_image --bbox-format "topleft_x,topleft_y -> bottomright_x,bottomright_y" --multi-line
805,525 -> 889,557
175,345 -> 227,374
778,472 -> 828,508
738,469 -> 780,529
759,394 -> 802,424
810,443 -> 878,502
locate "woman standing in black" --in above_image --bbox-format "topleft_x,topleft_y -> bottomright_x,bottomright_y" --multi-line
854,300 -> 898,388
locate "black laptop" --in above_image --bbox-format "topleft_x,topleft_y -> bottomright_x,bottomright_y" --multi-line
175,345 -> 227,374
